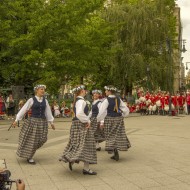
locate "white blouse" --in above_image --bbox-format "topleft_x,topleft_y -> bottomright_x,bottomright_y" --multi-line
75,96 -> 91,123
15,96 -> 54,124
97,95 -> 129,122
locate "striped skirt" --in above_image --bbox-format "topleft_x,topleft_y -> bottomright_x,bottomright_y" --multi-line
60,120 -> 97,164
91,117 -> 105,143
104,116 -> 131,152
16,117 -> 48,159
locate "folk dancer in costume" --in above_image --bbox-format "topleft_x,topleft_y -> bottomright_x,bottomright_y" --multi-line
89,89 -> 105,151
97,85 -> 131,161
13,85 -> 55,165
59,85 -> 97,175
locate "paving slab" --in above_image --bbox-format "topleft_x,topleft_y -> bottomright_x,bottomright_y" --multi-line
1,114 -> 190,190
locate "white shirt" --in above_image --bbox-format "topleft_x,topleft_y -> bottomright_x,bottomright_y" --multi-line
75,96 -> 90,123
15,96 -> 54,124
88,99 -> 102,118
97,95 -> 129,122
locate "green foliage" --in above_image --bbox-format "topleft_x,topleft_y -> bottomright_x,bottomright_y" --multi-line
0,0 -> 178,94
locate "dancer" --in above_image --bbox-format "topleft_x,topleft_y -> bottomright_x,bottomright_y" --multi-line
89,89 -> 104,151
97,85 -> 131,161
13,84 -> 55,164
59,85 -> 97,175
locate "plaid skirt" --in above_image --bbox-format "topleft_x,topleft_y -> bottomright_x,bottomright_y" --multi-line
104,116 -> 131,152
91,117 -> 105,143
60,120 -> 97,164
16,117 -> 48,159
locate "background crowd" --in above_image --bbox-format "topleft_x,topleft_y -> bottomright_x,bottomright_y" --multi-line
1,88 -> 190,121
125,89 -> 190,116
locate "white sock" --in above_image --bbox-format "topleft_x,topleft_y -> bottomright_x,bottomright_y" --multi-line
28,158 -> 35,162
83,162 -> 89,171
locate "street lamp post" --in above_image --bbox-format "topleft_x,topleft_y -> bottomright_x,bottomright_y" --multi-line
166,39 -> 172,116
147,66 -> 150,91
181,40 -> 187,53
185,62 -> 190,70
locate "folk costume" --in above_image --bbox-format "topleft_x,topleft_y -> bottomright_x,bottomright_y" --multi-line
15,85 -> 54,164
97,86 -> 131,161
59,85 -> 97,175
89,90 -> 105,151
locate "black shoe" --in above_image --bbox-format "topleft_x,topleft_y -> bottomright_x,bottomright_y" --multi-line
113,149 -> 119,161
96,147 -> 101,151
110,155 -> 115,160
27,159 -> 36,165
83,169 -> 97,175
69,162 -> 73,171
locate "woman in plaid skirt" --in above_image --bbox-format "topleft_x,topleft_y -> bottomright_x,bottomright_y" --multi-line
59,85 -> 97,175
89,89 -> 104,151
97,85 -> 131,161
13,85 -> 55,165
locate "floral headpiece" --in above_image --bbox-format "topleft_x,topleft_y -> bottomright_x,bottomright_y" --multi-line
34,84 -> 46,91
92,89 -> 102,94
72,85 -> 86,93
104,86 -> 117,92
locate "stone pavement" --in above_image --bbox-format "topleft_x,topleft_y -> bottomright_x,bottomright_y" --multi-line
1,114 -> 190,190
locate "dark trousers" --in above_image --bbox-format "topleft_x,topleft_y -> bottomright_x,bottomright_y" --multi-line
187,105 -> 190,114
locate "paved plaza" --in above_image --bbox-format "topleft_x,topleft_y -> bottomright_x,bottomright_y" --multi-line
0,114 -> 190,190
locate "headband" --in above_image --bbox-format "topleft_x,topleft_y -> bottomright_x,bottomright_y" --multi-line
92,89 -> 102,94
34,84 -> 46,91
72,85 -> 86,93
104,86 -> 117,92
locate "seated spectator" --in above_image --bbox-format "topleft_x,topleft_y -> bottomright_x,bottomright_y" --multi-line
18,99 -> 28,120
60,101 -> 70,117
53,100 -> 61,118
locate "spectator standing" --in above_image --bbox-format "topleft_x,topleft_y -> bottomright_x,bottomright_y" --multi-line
6,94 -> 15,120
0,93 -> 6,120
186,92 -> 190,114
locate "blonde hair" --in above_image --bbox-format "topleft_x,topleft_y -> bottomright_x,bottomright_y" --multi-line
19,99 -> 26,106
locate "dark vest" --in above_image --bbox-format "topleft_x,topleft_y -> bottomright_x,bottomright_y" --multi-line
72,97 -> 89,121
31,97 -> 46,118
107,97 -> 122,117
91,100 -> 101,117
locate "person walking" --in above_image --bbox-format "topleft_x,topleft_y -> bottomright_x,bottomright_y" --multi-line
97,85 -> 131,161
59,85 -> 97,175
13,84 -> 55,164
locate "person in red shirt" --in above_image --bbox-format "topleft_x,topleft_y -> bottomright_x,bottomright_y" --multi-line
177,93 -> 185,114
160,93 -> 165,115
0,94 -> 6,120
171,94 -> 178,115
186,92 -> 190,114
